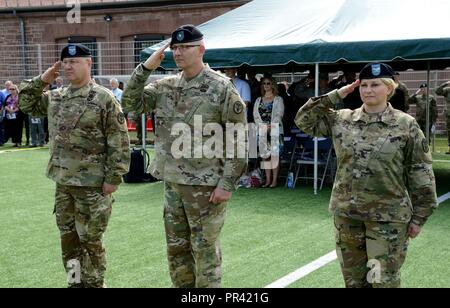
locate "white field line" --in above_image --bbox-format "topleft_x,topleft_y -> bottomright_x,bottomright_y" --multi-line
265,251 -> 337,288
266,192 -> 450,288
438,192 -> 450,204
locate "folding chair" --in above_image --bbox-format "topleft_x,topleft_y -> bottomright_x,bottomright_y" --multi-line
284,132 -> 311,186
293,137 -> 334,190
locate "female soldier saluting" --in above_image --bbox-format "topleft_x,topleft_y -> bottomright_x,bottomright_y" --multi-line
295,63 -> 437,288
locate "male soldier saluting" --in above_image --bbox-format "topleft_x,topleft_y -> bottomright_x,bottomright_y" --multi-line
122,25 -> 247,288
19,44 -> 130,288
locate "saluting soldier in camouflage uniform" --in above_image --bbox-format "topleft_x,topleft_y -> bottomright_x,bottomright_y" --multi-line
19,44 -> 130,288
408,83 -> 437,138
122,25 -> 247,288
295,63 -> 437,288
435,80 -> 450,154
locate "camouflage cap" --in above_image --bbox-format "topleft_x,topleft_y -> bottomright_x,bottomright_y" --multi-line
170,24 -> 203,46
60,44 -> 91,61
359,63 -> 395,80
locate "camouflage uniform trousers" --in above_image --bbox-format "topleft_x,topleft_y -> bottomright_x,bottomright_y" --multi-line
334,215 -> 409,288
55,184 -> 113,288
164,181 -> 227,288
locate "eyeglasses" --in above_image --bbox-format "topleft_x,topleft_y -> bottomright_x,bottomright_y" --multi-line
170,45 -> 200,52
262,82 -> 272,85
8,89 -> 16,91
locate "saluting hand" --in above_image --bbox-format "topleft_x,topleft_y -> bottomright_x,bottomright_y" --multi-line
209,187 -> 232,205
41,61 -> 61,84
337,80 -> 360,99
143,41 -> 170,71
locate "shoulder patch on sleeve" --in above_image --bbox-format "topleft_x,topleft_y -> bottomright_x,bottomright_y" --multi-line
233,101 -> 244,114
117,112 -> 126,125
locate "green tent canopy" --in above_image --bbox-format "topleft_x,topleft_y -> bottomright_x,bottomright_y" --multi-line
142,0 -> 450,70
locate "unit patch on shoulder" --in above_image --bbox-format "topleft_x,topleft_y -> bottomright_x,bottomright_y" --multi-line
233,101 -> 244,114
117,112 -> 126,125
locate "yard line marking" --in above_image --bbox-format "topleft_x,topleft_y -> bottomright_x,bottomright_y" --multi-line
0,147 -> 47,154
265,251 -> 337,288
434,160 -> 450,163
266,192 -> 450,288
438,192 -> 450,204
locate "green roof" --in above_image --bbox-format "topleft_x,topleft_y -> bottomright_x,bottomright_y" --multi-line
142,0 -> 450,70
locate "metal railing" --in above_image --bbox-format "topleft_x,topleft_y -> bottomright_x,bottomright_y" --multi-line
0,40 -> 166,83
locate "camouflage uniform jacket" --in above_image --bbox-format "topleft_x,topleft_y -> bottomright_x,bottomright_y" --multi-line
19,77 -> 130,187
295,90 -> 437,226
435,82 -> 450,111
122,63 -> 247,191
408,94 -> 438,124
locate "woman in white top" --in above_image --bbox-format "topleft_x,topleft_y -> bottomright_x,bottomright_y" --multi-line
253,77 -> 285,187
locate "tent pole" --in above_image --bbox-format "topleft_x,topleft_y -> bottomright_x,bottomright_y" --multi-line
425,62 -> 431,146
314,63 -> 319,195
291,66 -> 295,84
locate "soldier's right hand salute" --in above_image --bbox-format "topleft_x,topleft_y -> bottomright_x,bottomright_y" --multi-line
337,80 -> 360,99
41,61 -> 61,84
143,42 -> 170,70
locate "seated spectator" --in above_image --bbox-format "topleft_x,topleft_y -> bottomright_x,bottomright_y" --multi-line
254,76 -> 285,188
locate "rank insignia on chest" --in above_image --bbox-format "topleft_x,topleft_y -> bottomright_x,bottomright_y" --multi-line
87,91 -> 96,103
199,84 -> 209,92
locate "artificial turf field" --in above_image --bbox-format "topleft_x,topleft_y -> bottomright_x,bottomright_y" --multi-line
0,138 -> 449,288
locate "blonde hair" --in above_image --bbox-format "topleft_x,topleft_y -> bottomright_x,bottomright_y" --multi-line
380,78 -> 398,100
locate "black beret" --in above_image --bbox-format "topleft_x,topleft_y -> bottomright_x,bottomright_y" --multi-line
60,44 -> 91,61
358,63 -> 395,80
419,83 -> 428,88
170,24 -> 203,46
